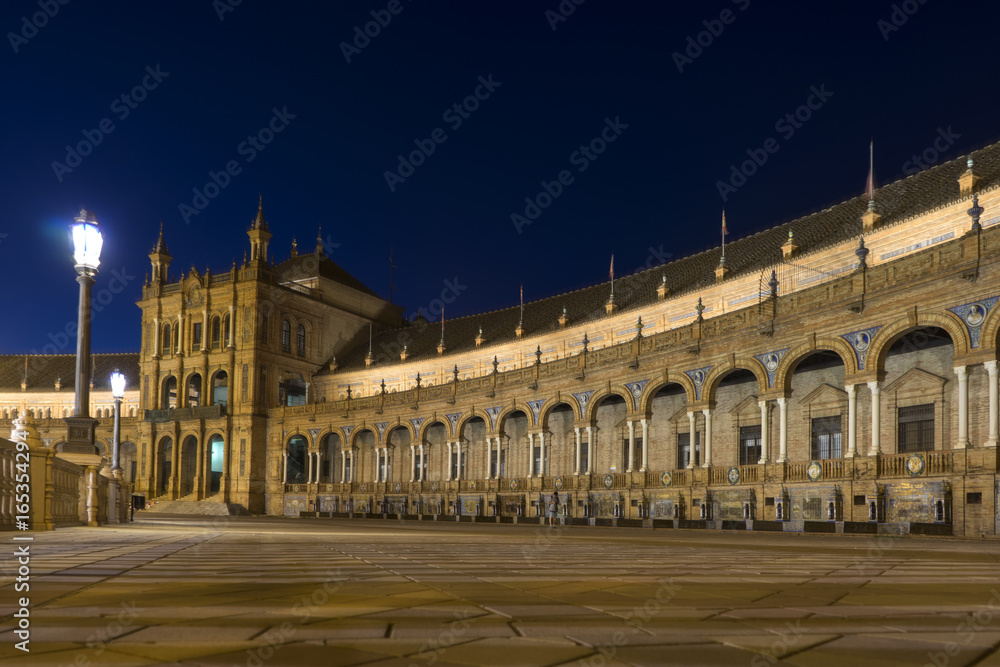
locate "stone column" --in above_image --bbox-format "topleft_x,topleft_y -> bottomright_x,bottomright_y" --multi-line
306,451 -> 313,484
485,438 -> 492,480
446,442 -> 453,481
758,400 -> 769,464
627,420 -> 635,472
987,361 -> 999,448
176,314 -> 184,354
282,452 -> 288,484
539,432 -> 546,477
777,398 -> 788,463
955,366 -> 969,449
527,433 -> 535,477
702,408 -> 713,468
228,305 -> 236,348
202,308 -> 209,351
374,448 -> 380,482
349,450 -> 355,483
340,451 -> 346,483
686,412 -> 696,469
868,381 -> 881,456
845,384 -> 857,457
574,427 -> 581,475
410,445 -> 416,482
640,418 -> 649,471
455,441 -> 462,480
586,426 -> 594,474
153,317 -> 160,355
419,443 -> 426,480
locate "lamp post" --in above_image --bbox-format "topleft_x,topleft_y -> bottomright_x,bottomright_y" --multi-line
63,209 -> 103,526
109,369 -> 126,523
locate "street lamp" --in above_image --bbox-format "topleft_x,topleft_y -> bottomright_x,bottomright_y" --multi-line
63,209 -> 103,527
64,209 -> 103,455
110,370 -> 126,474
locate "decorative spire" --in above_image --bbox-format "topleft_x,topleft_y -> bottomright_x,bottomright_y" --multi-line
475,326 -> 485,348
768,269 -> 779,298
968,194 -> 984,232
855,237 -> 869,269
492,355 -> 499,374
781,229 -> 799,259
558,307 -> 570,329
657,275 -> 669,301
437,309 -> 446,356
535,345 -> 542,365
380,379 -> 386,395
290,236 -> 298,258
959,156 -> 981,196
152,221 -> 170,255
695,297 -> 705,321
453,365 -> 459,382
582,332 -> 589,353
316,225 -> 324,255
251,195 -> 269,231
365,323 -> 374,367
635,316 -> 644,338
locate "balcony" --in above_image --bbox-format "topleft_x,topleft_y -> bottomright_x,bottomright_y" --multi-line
143,404 -> 227,422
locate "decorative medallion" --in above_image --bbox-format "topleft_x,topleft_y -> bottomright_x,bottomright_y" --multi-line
603,474 -> 614,489
469,480 -> 477,491
409,417 -> 426,434
360,483 -> 367,492
374,421 -> 388,440
573,390 -> 595,417
431,481 -> 439,492
948,296 -> 998,349
526,399 -> 546,425
624,379 -> 650,409
509,479 -> 518,492
554,476 -> 564,490
684,366 -> 713,400
485,406 -> 502,431
661,471 -> 672,487
186,285 -> 204,309
841,326 -> 883,370
341,425 -> 355,440
726,466 -> 740,485
307,428 -> 321,444
754,348 -> 790,388
292,484 -> 301,493
394,482 -> 402,492
906,453 -> 926,477
806,461 -> 822,482
446,412 -> 461,436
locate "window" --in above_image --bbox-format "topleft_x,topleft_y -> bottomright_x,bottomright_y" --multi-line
677,432 -> 699,468
223,314 -> 231,347
898,404 -> 934,453
811,416 -> 842,459
211,317 -> 221,348
193,322 -> 202,347
739,425 -> 761,465
162,325 -> 171,355
282,320 -> 291,353
297,324 -> 306,357
967,492 -> 982,504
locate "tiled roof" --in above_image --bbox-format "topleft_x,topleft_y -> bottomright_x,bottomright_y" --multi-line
0,353 -> 141,393
275,253 -> 382,299
333,141 -> 1000,371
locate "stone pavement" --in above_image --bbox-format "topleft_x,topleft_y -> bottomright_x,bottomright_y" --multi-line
2,517 -> 1000,667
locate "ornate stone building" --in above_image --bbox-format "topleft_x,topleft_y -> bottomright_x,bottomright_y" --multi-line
4,144 -> 1000,537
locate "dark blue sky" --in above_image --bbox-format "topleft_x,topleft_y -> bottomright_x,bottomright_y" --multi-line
2,1 -> 997,354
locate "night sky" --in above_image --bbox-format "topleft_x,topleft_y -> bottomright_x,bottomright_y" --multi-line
3,1 -> 998,355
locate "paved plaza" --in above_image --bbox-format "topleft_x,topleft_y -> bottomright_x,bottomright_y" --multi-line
2,518 -> 1000,666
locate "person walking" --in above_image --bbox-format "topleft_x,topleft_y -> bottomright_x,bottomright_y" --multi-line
548,492 -> 558,528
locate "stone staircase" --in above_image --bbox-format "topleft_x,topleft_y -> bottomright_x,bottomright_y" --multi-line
138,494 -> 250,516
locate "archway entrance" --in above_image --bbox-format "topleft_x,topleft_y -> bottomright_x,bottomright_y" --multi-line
209,434 -> 224,494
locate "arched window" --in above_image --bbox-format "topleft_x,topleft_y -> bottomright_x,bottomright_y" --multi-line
211,317 -> 221,348
162,376 -> 177,410
211,371 -> 229,407
282,320 -> 291,353
286,435 -> 307,483
162,325 -> 171,355
297,324 -> 306,357
223,314 -> 231,347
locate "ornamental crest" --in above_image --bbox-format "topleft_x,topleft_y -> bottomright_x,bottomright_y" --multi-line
753,348 -> 790,388
840,326 -> 883,370
947,296 -> 998,349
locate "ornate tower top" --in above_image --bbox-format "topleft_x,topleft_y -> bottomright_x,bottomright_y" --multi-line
148,221 -> 172,284
247,196 -> 273,263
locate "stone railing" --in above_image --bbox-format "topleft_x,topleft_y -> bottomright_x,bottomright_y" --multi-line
0,439 -> 19,530
143,405 -> 227,422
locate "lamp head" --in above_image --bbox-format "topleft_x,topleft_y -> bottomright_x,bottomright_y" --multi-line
72,209 -> 103,274
111,369 -> 126,399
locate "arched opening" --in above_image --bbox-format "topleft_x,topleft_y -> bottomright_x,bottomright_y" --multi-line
211,316 -> 221,349
286,435 -> 307,483
457,417 -> 485,480
296,324 -> 306,357
320,432 -> 341,483
222,313 -> 231,347
187,373 -> 202,408
162,324 -> 171,356
355,429 -> 376,483
593,394 -> 628,474
386,426 -> 410,483
208,434 -> 224,494
423,422 -> 446,481
647,383 -> 687,471
211,371 -> 229,407
162,376 -> 177,410
158,437 -> 173,495
788,351 -> 846,461
282,320 -> 291,353
180,435 -> 198,496
541,405 -> 573,476
120,442 -> 137,483
714,368 -> 761,465
498,411 -> 528,478
883,326 -> 955,453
